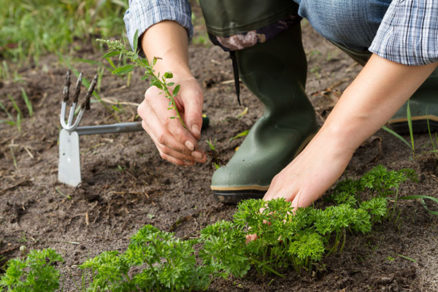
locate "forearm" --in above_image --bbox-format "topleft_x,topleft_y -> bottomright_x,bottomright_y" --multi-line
141,21 -> 193,79
319,54 -> 438,153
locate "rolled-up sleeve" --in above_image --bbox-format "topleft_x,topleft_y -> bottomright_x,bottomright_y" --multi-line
124,0 -> 193,52
369,0 -> 438,66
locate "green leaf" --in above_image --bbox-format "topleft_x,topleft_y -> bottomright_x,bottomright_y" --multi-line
406,101 -> 415,154
163,72 -> 173,79
103,51 -> 121,59
21,88 -> 33,117
105,57 -> 116,69
382,126 -> 412,149
173,84 -> 180,96
229,130 -> 249,142
151,80 -> 163,89
112,64 -> 135,75
133,29 -> 139,52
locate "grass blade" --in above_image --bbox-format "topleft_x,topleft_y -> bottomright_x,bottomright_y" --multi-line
229,130 -> 249,142
406,101 -> 415,155
400,195 -> 438,216
21,88 -> 33,117
381,126 -> 411,149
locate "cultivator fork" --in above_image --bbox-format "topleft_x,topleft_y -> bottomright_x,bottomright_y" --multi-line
58,71 -> 143,187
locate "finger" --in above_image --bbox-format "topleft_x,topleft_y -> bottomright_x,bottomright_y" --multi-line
159,151 -> 186,166
139,99 -> 193,156
155,135 -> 206,163
245,234 -> 258,244
180,85 -> 203,139
158,144 -> 195,164
148,91 -> 199,152
291,191 -> 313,210
141,119 -> 199,163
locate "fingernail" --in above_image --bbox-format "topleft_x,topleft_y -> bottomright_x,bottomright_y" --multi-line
192,125 -> 200,137
185,141 -> 195,151
192,151 -> 203,160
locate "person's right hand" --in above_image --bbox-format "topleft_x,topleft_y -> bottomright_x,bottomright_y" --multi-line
137,76 -> 207,166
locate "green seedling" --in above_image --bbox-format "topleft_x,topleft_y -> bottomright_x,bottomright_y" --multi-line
397,254 -> 416,263
99,31 -> 185,127
229,130 -> 249,142
81,225 -> 211,291
1,166 -> 427,291
426,119 -> 438,152
0,249 -> 63,292
0,60 -> 11,80
206,139 -> 217,152
236,107 -> 249,119
20,88 -> 33,117
0,95 -> 22,132
200,220 -> 251,279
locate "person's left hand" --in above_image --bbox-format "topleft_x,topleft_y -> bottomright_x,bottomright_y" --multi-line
264,55 -> 438,210
263,129 -> 354,210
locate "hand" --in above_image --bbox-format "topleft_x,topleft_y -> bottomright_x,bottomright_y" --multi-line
137,76 -> 207,166
263,55 -> 437,209
263,129 -> 353,209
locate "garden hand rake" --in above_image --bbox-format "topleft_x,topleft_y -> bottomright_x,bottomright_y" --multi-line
58,71 -> 143,187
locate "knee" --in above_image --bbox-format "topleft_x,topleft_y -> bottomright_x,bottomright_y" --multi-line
297,0 -> 390,50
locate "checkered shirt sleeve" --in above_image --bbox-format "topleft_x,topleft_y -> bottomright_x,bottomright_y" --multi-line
369,0 -> 438,65
124,0 -> 193,52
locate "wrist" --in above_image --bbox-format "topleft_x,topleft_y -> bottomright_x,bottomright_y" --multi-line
316,121 -> 359,156
154,61 -> 194,81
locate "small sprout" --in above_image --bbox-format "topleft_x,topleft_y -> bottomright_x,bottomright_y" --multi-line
236,107 -> 248,119
229,130 -> 249,142
206,139 -> 216,152
387,256 -> 395,262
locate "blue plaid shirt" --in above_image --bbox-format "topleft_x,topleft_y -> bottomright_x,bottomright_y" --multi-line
124,0 -> 438,66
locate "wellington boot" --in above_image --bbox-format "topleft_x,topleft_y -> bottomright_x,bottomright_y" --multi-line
211,24 -> 318,203
331,41 -> 438,134
388,68 -> 438,134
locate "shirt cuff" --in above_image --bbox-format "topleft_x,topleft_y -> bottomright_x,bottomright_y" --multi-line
124,0 -> 193,55
369,0 -> 438,66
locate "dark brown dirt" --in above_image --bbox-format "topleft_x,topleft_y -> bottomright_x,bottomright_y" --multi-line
1,19 -> 438,292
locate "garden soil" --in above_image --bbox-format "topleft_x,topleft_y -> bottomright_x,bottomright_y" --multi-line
1,19 -> 438,291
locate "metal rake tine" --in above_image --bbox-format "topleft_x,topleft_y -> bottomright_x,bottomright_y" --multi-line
69,73 -> 98,130
63,70 -> 71,103
72,72 -> 83,104
60,71 -> 71,129
81,74 -> 98,110
67,73 -> 83,127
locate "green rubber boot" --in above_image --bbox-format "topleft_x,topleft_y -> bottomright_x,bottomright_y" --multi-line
211,24 -> 318,203
331,41 -> 438,134
388,68 -> 438,133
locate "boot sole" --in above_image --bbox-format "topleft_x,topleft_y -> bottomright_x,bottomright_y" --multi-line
211,133 -> 316,204
388,116 -> 438,134
213,189 -> 267,204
